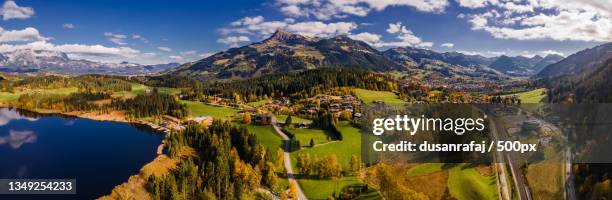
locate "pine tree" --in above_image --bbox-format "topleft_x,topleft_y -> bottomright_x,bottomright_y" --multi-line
285,115 -> 293,126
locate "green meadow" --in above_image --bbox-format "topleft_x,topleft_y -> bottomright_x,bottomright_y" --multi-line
181,100 -> 238,119
447,164 -> 498,200
277,114 -> 312,124
512,88 -> 547,103
246,125 -> 284,160
353,88 -> 406,107
284,126 -> 329,147
288,122 -> 373,199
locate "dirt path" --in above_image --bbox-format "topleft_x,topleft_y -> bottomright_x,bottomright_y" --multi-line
270,116 -> 308,200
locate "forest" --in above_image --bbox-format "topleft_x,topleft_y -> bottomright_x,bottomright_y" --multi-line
147,121 -> 281,199
112,92 -> 188,119
182,68 -> 398,103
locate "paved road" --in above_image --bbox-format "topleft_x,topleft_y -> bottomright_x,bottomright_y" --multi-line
271,116 -> 308,200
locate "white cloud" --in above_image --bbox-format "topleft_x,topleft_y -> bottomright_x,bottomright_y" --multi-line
169,55 -> 184,61
0,27 -> 48,43
216,36 -> 250,47
221,16 -> 433,49
157,46 -> 172,52
62,23 -> 75,29
0,0 -> 34,20
0,40 -> 162,63
463,0 -> 612,42
441,43 -> 454,48
539,50 -> 564,56
457,50 -> 507,57
104,32 -> 128,45
221,16 -> 357,41
378,22 -> 433,48
286,21 -> 357,37
349,32 -> 382,44
386,22 -> 402,34
276,0 -> 449,20
280,5 -> 302,16
180,50 -> 197,55
455,0 -> 497,9
131,34 -> 149,43
0,27 -> 178,64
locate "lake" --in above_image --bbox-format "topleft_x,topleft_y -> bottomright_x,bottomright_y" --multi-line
0,108 -> 163,199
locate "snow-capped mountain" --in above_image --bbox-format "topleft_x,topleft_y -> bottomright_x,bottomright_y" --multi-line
0,49 -> 178,75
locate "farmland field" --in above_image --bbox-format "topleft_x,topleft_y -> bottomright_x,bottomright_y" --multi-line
181,100 -> 238,119
354,88 -> 405,107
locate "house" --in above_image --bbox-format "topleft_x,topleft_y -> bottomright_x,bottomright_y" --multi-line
253,114 -> 273,125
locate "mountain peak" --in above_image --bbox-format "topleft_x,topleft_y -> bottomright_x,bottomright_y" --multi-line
266,29 -> 298,42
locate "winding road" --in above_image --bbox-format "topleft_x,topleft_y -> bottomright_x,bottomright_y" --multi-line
271,116 -> 308,200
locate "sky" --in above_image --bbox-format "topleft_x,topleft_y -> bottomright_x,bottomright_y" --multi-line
0,0 -> 609,64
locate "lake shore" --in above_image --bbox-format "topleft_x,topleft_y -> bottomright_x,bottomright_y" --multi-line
1,106 -> 173,199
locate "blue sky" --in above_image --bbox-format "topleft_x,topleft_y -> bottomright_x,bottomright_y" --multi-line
0,0 -> 609,64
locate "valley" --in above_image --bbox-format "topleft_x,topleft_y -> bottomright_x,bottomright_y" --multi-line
0,28 -> 610,200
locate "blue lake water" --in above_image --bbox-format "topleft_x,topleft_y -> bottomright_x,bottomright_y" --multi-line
0,108 -> 163,199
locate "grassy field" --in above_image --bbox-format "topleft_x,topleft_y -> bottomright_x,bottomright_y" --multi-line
113,84 -> 181,98
284,126 -> 330,147
289,122 -> 369,199
297,176 -> 380,200
0,87 -> 79,104
278,114 -> 312,124
447,164 -> 498,200
246,99 -> 269,107
0,91 -> 23,103
181,100 -> 238,120
246,125 -> 283,160
406,163 -> 446,177
526,163 -> 563,200
290,122 -> 361,168
353,88 -> 406,107
510,88 -> 547,103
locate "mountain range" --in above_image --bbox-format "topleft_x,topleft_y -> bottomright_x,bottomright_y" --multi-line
537,43 -> 612,79
171,30 -> 566,80
488,54 -> 564,76
537,42 -> 612,103
0,29 -> 591,82
0,49 -> 178,75
168,30 -> 404,79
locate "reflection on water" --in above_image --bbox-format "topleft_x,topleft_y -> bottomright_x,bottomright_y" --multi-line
0,129 -> 37,149
0,108 -> 38,126
0,107 -> 163,199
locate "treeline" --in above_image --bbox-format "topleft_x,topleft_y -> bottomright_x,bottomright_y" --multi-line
127,74 -> 200,89
188,68 -> 398,102
311,112 -> 343,140
14,91 -> 110,112
0,74 -> 132,93
147,121 -> 281,199
74,75 -> 132,93
112,93 -> 188,118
